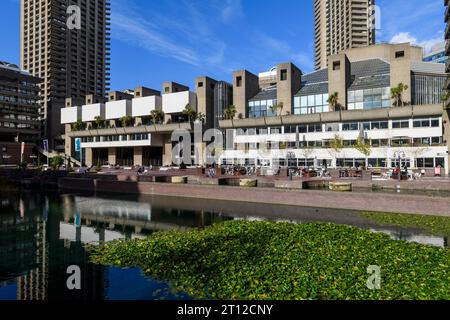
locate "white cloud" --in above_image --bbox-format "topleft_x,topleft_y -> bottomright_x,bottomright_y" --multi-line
111,0 -> 228,67
390,32 -> 417,44
390,32 -> 444,54
219,0 -> 243,23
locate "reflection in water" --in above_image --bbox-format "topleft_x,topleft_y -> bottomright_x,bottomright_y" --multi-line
0,191 -> 448,300
0,192 -> 229,300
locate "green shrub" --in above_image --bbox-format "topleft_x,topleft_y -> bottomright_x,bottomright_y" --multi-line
91,221 -> 450,300
50,155 -> 64,169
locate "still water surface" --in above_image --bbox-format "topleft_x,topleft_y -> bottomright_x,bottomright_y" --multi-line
0,191 -> 447,300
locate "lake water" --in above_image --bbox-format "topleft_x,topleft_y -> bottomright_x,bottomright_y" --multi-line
0,191 -> 447,300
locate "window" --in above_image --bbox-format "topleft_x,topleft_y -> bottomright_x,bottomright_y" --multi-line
248,99 -> 277,118
308,124 -> 322,133
431,137 -> 442,145
284,125 -> 297,134
294,93 -> 329,115
395,51 -> 405,58
416,158 -> 438,168
333,61 -> 341,70
298,125 -> 307,133
164,87 -> 170,93
280,69 -> 287,81
413,118 -> 440,128
392,120 -> 409,129
198,82 -> 203,88
325,123 -> 339,132
371,139 -> 389,147
391,138 -> 411,146
236,76 -> 242,87
342,122 -> 359,131
348,87 -> 390,110
371,121 -> 388,130
431,119 -> 439,127
270,127 -> 281,134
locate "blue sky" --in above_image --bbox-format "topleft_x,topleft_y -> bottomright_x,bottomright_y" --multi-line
0,0 -> 446,91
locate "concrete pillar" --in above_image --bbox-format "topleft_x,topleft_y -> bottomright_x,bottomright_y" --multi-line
276,62 -> 302,115
443,109 -> 450,175
85,148 -> 93,167
134,146 -> 143,166
99,228 -> 105,243
328,53 -> 351,110
64,124 -> 73,158
196,76 -> 217,129
163,135 -> 173,166
390,44 -> 413,105
232,70 -> 260,119
108,148 -> 117,165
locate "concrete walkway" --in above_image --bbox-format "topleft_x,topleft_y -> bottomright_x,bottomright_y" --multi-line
61,178 -> 450,217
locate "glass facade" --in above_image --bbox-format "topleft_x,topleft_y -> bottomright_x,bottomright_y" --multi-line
294,94 -> 329,115
347,87 -> 391,110
412,74 -> 446,105
214,81 -> 233,128
248,99 -> 277,118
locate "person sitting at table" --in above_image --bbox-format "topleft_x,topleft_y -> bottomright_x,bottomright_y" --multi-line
393,166 -> 400,178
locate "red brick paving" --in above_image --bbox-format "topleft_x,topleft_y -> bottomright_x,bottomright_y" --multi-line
61,178 -> 450,217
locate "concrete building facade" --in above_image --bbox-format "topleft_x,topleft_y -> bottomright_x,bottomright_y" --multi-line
220,43 -> 449,174
0,61 -> 41,166
314,0 -> 376,70
60,43 -> 449,174
20,0 -> 111,151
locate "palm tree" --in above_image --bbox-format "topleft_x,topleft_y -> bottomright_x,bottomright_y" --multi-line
390,87 -> 400,107
150,109 -> 165,125
120,116 -> 134,127
270,102 -> 284,116
224,105 -> 237,120
195,112 -> 206,123
71,120 -> 85,131
93,116 -> 105,129
391,83 -> 409,107
182,104 -> 196,123
327,92 -> 339,111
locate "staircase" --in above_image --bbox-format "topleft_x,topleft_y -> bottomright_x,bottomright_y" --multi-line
36,146 -> 81,167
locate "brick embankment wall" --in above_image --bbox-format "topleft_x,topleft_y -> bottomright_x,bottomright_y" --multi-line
58,177 -> 450,216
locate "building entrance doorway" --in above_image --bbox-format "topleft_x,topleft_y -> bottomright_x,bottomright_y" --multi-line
143,147 -> 163,167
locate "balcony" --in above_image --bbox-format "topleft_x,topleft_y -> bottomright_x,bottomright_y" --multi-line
82,103 -> 105,122
132,95 -> 162,117
67,122 -> 193,138
61,106 -> 81,124
162,91 -> 197,114
105,99 -> 132,120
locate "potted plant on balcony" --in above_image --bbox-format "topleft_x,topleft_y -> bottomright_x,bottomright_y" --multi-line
120,116 -> 134,127
71,120 -> 85,131
93,116 -> 105,129
150,109 -> 165,125
182,104 -> 197,123
195,112 -> 206,123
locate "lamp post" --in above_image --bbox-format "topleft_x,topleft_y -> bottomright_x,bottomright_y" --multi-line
393,151 -> 406,182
